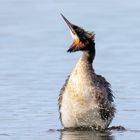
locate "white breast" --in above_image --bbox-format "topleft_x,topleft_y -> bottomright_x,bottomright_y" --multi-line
60,66 -> 109,129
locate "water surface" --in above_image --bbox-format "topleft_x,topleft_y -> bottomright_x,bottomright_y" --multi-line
0,0 -> 140,140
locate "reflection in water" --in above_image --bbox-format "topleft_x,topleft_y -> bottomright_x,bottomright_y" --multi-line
60,130 -> 115,140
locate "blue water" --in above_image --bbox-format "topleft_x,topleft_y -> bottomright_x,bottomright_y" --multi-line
0,0 -> 140,139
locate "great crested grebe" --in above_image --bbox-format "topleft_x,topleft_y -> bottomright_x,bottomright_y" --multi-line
59,14 -> 115,130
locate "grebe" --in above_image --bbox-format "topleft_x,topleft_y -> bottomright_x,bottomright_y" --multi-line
59,14 -> 115,130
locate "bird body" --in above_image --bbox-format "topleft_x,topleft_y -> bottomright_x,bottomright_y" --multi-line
59,15 -> 115,130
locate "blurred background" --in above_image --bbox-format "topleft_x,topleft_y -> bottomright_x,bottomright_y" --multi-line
0,0 -> 140,140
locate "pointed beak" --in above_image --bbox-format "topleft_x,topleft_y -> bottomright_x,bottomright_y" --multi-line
61,14 -> 76,35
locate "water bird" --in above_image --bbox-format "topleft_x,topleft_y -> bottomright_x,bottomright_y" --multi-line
59,14 -> 115,130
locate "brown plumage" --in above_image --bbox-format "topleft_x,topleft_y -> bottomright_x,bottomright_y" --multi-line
58,75 -> 70,122
59,14 -> 115,130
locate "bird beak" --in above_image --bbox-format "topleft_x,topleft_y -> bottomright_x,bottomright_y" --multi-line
61,14 -> 77,36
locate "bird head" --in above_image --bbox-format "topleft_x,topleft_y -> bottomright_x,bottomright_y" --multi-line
61,14 -> 95,52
